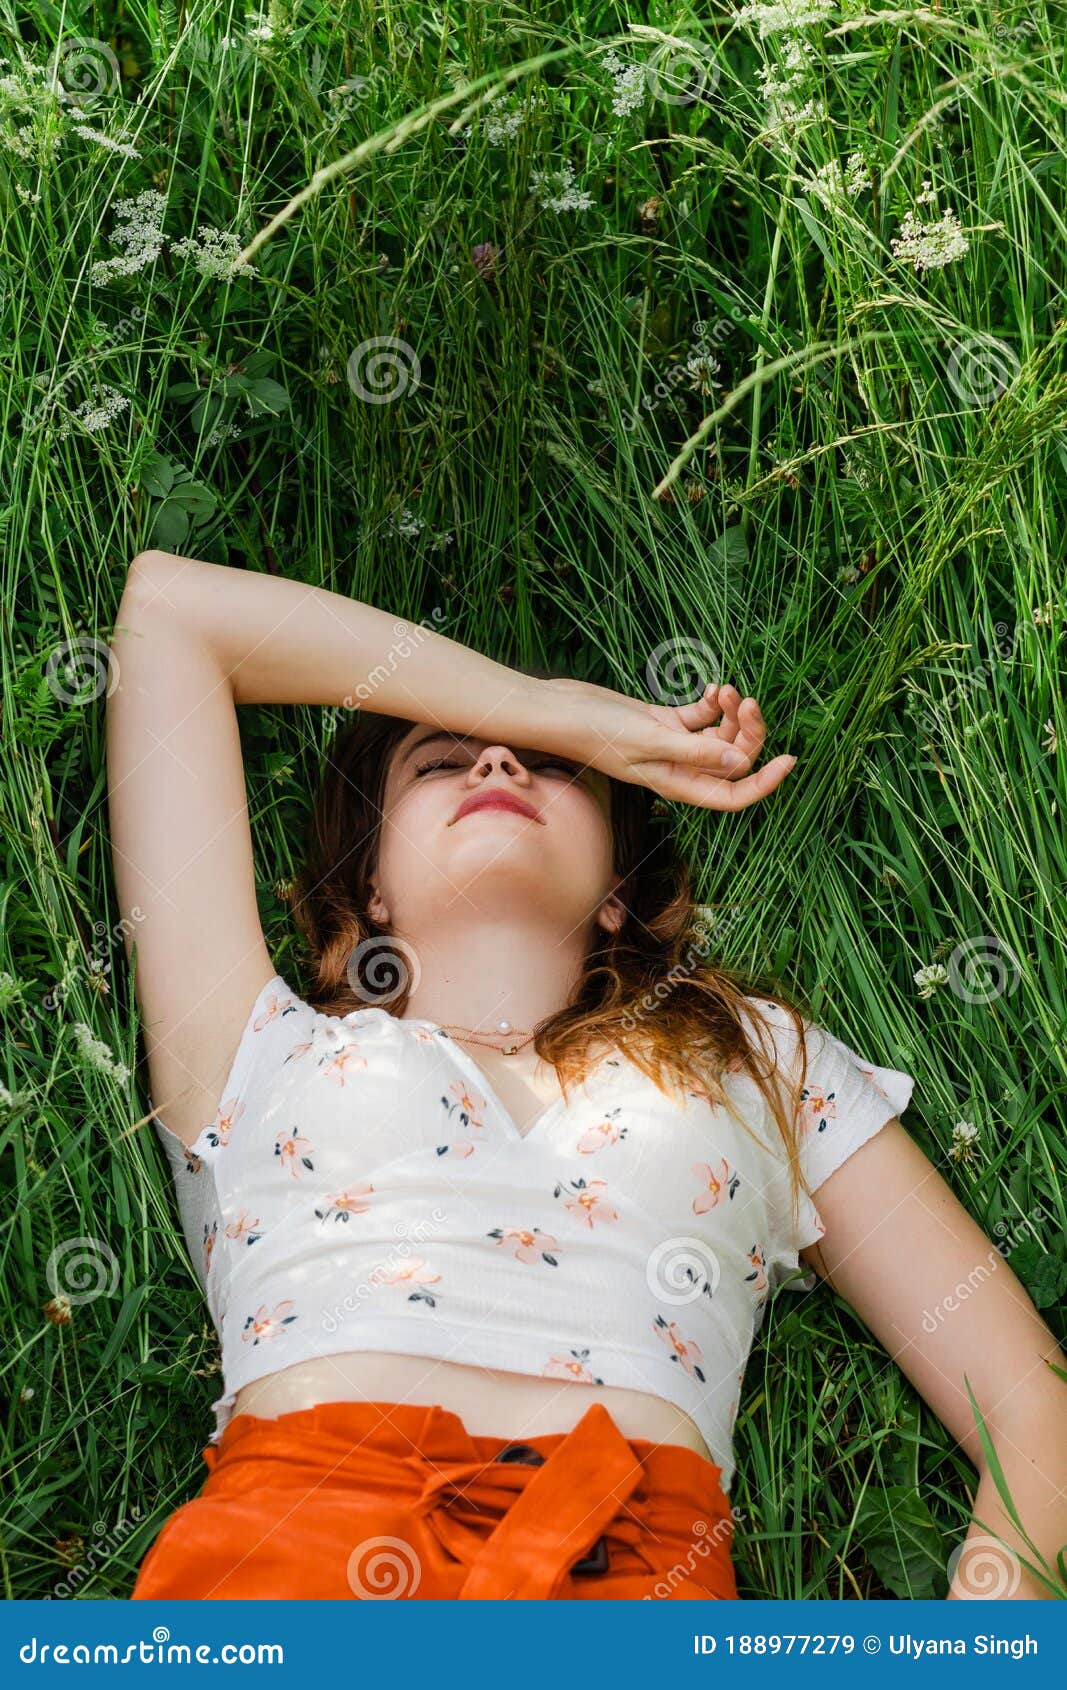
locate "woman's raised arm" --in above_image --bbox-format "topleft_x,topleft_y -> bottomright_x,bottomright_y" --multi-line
105,546 -> 792,1146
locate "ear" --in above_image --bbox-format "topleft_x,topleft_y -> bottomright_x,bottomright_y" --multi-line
596,889 -> 627,937
367,882 -> 389,925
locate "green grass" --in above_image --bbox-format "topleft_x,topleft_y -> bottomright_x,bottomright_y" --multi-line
1,0 -> 1065,1599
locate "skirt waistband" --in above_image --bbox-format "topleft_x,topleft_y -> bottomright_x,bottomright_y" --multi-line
196,1397 -> 736,1599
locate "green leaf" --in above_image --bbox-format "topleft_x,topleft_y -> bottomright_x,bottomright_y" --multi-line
1007,1240 -> 1067,1309
138,452 -> 175,498
707,524 -> 749,568
244,377 -> 291,416
168,481 -> 217,520
854,1484 -> 945,1599
150,500 -> 190,550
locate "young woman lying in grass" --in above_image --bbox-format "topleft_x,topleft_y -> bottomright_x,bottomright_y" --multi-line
106,549 -> 1067,1601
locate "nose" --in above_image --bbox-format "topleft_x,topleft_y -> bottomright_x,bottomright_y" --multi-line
467,745 -> 533,784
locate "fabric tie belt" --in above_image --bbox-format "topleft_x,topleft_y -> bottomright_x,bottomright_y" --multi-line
131,1397 -> 738,1600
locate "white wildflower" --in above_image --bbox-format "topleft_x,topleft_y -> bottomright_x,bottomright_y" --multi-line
602,49 -> 646,118
735,0 -> 837,35
90,190 -> 166,284
246,10 -> 276,42
70,1021 -> 132,1084
530,159 -> 595,213
429,531 -> 454,552
72,125 -> 139,160
756,36 -> 826,133
801,151 -> 871,207
948,1119 -> 980,1164
170,225 -> 257,282
470,91 -> 545,145
1043,717 -> 1057,754
1031,600 -> 1058,626
686,351 -> 722,395
836,564 -> 860,585
914,962 -> 949,998
916,176 -> 937,205
385,506 -> 425,538
206,421 -> 243,445
890,206 -> 969,274
56,383 -> 129,441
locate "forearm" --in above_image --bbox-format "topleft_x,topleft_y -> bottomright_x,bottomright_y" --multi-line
948,1413 -> 1067,1599
124,547 -> 551,744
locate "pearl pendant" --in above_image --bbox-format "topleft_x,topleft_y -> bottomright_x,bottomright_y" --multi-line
498,1019 -> 511,1032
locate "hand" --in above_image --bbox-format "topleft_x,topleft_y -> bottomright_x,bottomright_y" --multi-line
542,678 -> 797,812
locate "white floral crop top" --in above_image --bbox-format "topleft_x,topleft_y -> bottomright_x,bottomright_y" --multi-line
151,971 -> 915,1491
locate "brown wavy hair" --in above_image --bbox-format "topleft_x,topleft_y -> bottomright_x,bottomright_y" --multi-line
290,707 -> 825,1267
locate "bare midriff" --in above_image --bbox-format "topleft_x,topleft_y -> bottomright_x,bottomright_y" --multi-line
231,1353 -> 715,1461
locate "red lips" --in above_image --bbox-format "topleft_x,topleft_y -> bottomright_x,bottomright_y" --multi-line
452,788 -> 541,825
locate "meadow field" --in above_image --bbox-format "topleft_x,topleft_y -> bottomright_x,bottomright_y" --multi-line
1,1 -> 1065,1598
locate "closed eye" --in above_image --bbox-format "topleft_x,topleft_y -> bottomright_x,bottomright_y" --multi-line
414,756 -> 580,778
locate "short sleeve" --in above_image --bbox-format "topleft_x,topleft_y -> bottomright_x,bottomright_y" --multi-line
743,1001 -> 916,1292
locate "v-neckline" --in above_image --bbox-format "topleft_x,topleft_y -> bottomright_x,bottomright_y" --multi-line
400,1016 -> 621,1142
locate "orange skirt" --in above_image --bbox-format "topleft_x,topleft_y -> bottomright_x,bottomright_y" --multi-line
132,1398 -> 738,1600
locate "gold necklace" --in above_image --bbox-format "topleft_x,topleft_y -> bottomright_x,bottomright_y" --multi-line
439,1018 -> 536,1057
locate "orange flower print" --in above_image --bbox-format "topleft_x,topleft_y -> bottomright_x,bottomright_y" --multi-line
241,1301 -> 297,1345
320,1045 -> 369,1087
225,1210 -> 263,1246
653,1314 -> 706,1382
745,1244 -> 768,1295
274,1127 -> 315,1178
436,1139 -> 477,1159
202,1219 -> 217,1276
487,1226 -> 560,1265
553,1176 -> 620,1228
440,1080 -> 488,1133
253,992 -> 297,1033
691,1157 -> 740,1214
576,1108 -> 628,1155
859,1065 -> 891,1100
315,1186 -> 375,1223
374,1255 -> 441,1308
183,1146 -> 203,1176
800,1083 -> 836,1134
203,1097 -> 244,1151
543,1348 -> 604,1386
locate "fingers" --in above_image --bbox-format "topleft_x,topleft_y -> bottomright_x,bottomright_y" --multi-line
661,754 -> 798,811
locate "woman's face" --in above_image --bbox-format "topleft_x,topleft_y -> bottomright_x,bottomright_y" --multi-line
367,726 -> 624,937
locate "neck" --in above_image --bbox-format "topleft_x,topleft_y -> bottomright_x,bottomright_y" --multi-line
397,911 -> 592,1038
